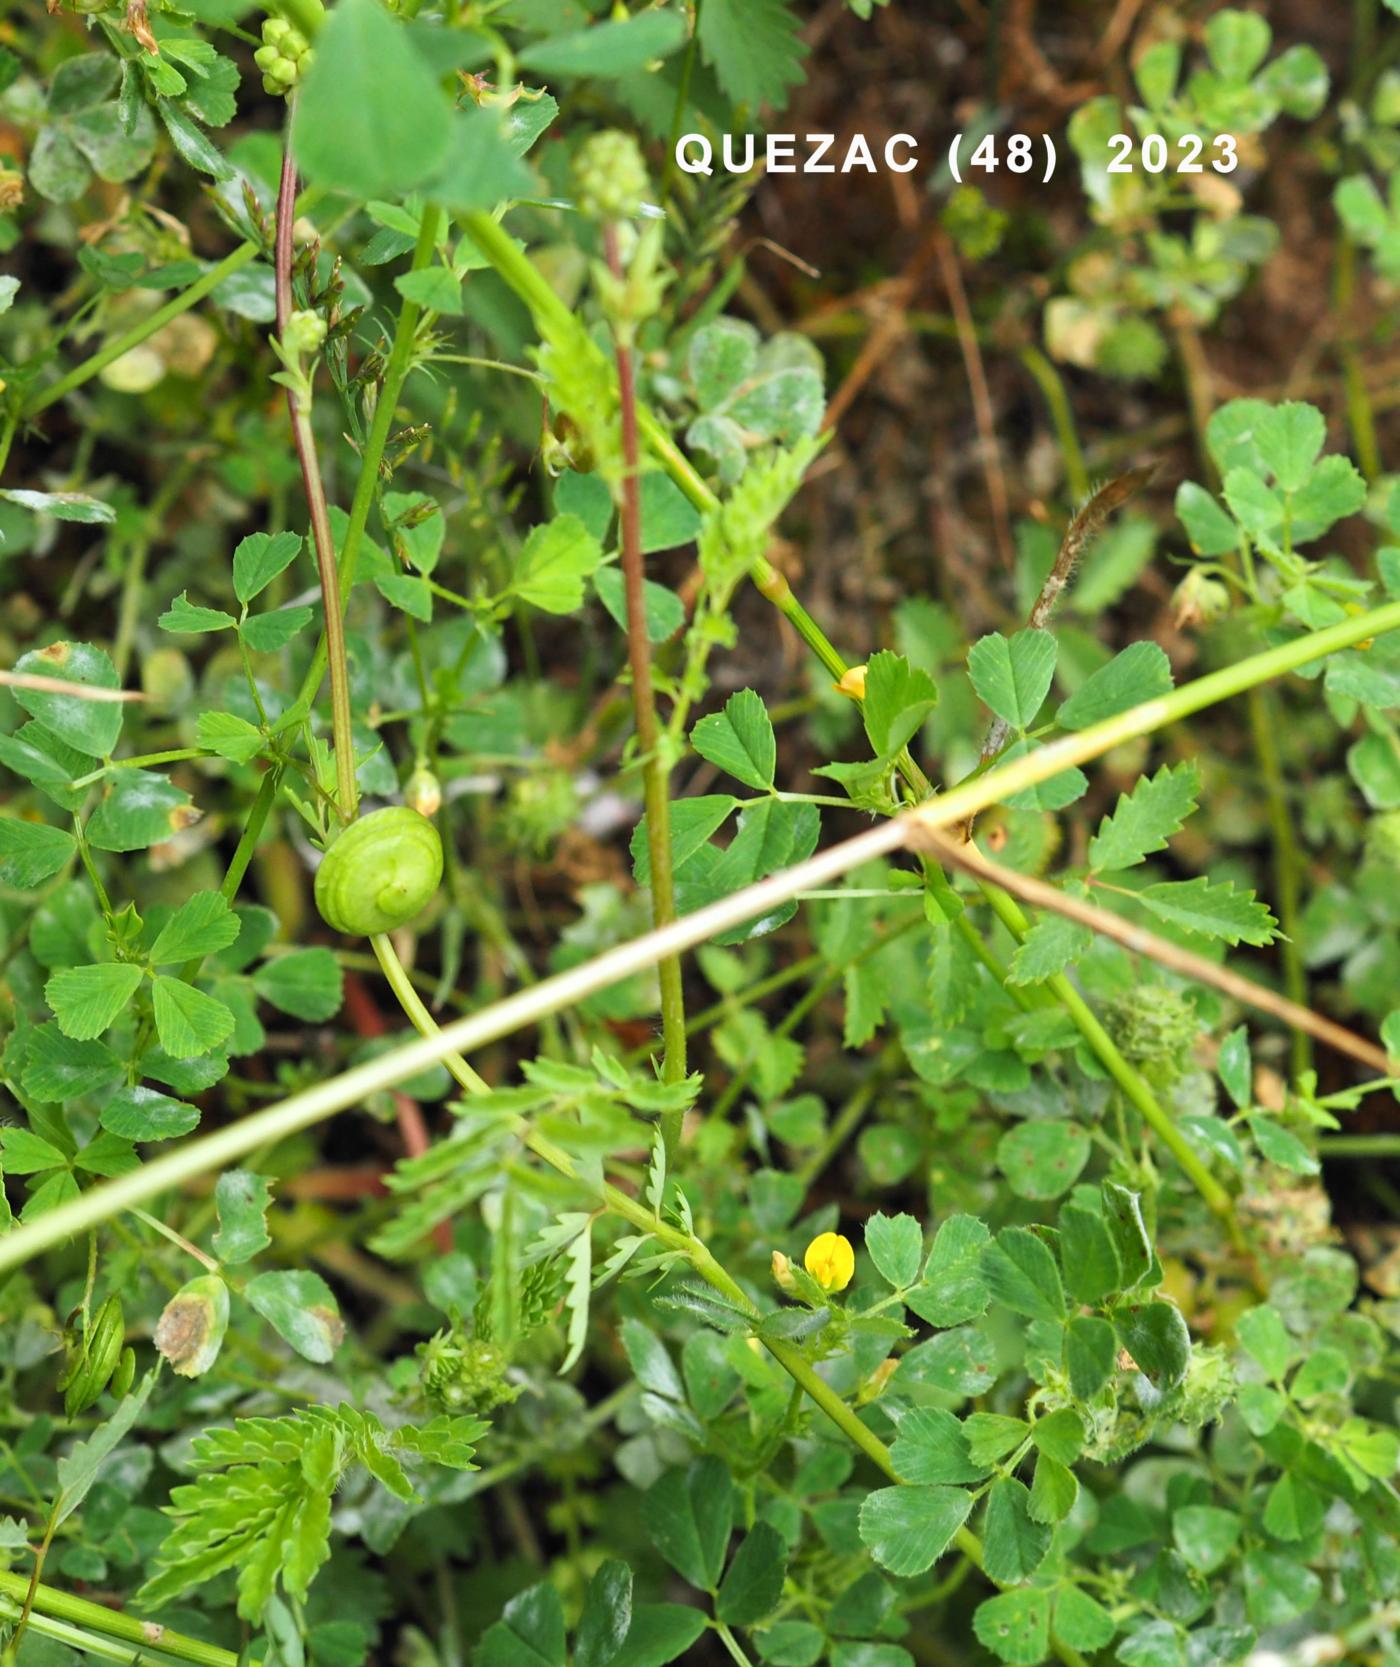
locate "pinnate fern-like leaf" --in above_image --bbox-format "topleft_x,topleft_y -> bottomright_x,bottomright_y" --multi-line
137,1405 -> 488,1620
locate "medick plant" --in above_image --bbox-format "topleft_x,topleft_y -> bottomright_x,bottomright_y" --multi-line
1,5 -> 1400,1667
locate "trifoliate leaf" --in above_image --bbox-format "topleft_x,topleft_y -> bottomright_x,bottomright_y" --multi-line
246,1269 -> 344,1363
691,689 -> 777,790
968,629 -> 1057,729
0,819 -> 76,887
858,1484 -> 972,1577
233,531 -> 303,605
11,642 -> 123,757
150,891 -> 241,965
46,963 -> 144,1040
1057,641 -> 1173,729
151,975 -> 236,1058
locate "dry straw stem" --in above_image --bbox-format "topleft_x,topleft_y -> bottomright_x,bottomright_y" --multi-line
0,670 -> 143,703
918,829 -> 1394,1075
5,590 -> 1400,1271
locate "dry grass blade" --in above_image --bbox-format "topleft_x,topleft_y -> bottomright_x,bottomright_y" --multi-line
0,669 -> 144,703
913,826 -> 1394,1076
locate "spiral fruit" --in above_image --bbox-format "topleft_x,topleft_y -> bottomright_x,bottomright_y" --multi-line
314,806 -> 443,937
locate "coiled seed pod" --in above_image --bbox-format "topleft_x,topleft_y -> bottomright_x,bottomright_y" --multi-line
314,806 -> 443,937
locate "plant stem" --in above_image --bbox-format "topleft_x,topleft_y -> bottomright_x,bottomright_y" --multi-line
370,932 -> 489,1094
1019,344 -> 1090,501
604,223 -> 687,1138
1318,1134 -> 1400,1156
12,592 -> 1400,1267
296,203 -> 441,711
0,1570 -> 242,1667
25,245 -> 261,417
0,407 -> 19,479
1246,689 -> 1312,1081
925,830 -> 1390,1073
276,149 -> 356,822
267,0 -> 325,38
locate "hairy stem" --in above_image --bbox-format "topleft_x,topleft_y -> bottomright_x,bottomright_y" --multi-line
922,829 -> 1391,1074
276,150 -> 356,821
604,224 -> 687,1135
296,203 -> 441,710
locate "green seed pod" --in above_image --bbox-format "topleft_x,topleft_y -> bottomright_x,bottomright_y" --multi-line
314,806 -> 443,937
65,1294 -> 125,1416
154,1275 -> 229,1379
110,1345 -> 136,1399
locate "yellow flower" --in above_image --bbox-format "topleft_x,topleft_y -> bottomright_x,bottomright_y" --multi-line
804,1231 -> 855,1293
834,665 -> 867,701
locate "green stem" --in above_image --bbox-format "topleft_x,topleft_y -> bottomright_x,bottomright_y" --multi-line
12,591 -> 1400,1268
0,407 -> 19,479
69,749 -> 206,790
1318,1134 -> 1400,1156
794,1064 -> 886,1191
1247,688 -> 1311,1081
276,151 -> 356,821
977,882 -> 1241,1234
25,245 -> 260,416
1019,345 -> 1090,501
369,932 -> 489,1095
266,0 -> 325,38
0,1570 -> 242,1667
220,764 -> 282,904
296,204 -> 441,712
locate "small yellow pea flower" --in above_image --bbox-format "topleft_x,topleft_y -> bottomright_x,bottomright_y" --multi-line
835,665 -> 867,701
804,1231 -> 855,1293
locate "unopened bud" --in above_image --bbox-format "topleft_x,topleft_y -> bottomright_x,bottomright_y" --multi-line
856,1357 -> 899,1406
1172,568 -> 1229,629
835,665 -> 867,701
771,1251 -> 797,1294
406,766 -> 442,819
